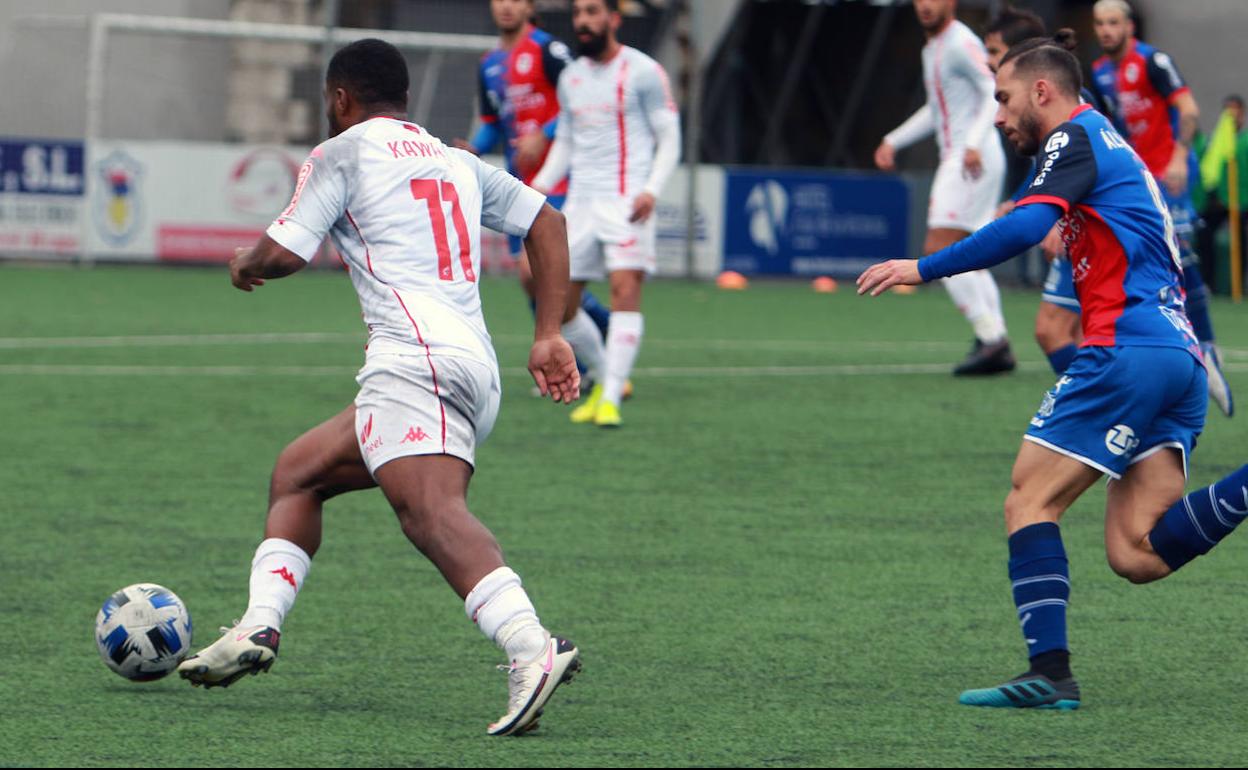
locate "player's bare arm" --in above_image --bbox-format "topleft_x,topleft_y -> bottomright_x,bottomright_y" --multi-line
1164,90 -> 1199,196
230,235 -> 307,292
523,203 -> 580,404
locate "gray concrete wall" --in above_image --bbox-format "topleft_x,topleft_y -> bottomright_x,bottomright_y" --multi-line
0,0 -> 230,141
1133,0 -> 1248,123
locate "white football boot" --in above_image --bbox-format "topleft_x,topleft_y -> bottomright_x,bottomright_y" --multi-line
1203,342 -> 1235,417
177,623 -> 280,688
488,636 -> 581,736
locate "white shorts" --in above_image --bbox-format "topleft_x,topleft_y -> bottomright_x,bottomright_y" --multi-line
927,147 -> 1005,232
564,196 -> 657,282
354,353 -> 500,474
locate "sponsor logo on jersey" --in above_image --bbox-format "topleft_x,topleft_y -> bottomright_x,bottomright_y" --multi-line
1125,62 -> 1140,84
1105,424 -> 1140,457
516,52 -> 533,75
1045,131 -> 1070,154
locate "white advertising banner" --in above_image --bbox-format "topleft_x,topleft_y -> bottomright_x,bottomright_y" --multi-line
85,141 -> 310,262
655,165 -> 725,278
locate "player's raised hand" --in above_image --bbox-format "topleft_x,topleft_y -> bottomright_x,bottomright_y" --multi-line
963,148 -> 983,180
230,247 -> 266,292
512,132 -> 549,175
630,192 -> 657,223
451,138 -> 479,155
528,335 -> 581,404
857,259 -> 922,297
874,141 -> 896,172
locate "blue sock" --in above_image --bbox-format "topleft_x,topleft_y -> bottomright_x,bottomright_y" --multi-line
1009,523 -> 1070,660
1045,344 -> 1078,375
1182,264 -> 1215,344
1148,464 -> 1248,571
580,291 -> 611,340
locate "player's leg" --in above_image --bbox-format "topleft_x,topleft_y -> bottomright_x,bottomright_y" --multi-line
368,355 -> 578,735
929,154 -> 1014,375
1170,192 -> 1234,416
958,441 -> 1102,710
561,198 -> 609,419
180,405 -> 377,687
1035,302 -> 1081,375
1112,359 -> 1248,579
1036,256 -> 1082,375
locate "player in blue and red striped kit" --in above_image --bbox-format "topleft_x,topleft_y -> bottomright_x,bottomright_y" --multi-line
859,38 -> 1248,710
456,0 -> 613,379
1088,0 -> 1233,416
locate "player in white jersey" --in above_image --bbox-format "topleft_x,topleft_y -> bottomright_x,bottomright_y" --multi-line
874,0 -> 1015,376
176,40 -> 581,737
530,0 -> 681,428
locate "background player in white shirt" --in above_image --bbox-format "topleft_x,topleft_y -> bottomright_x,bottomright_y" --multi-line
176,40 -> 580,737
875,0 -> 1015,376
531,0 -> 681,428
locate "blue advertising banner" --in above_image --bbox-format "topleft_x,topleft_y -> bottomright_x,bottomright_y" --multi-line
722,169 -> 908,276
0,139 -> 84,196
0,138 -> 85,255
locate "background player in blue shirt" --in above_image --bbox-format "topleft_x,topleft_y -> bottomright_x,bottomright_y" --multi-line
455,0 -> 613,384
1089,0 -> 1233,417
859,38 -> 1248,711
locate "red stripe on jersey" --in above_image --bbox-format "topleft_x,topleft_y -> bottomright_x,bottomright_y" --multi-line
932,37 -> 952,154
1071,205 -> 1128,348
1167,86 -> 1191,106
617,57 -> 630,197
345,209 -> 374,277
1069,104 -> 1093,120
1017,195 -> 1071,213
390,289 -> 448,453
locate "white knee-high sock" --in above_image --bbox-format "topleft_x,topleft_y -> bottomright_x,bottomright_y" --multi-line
561,309 -> 605,381
239,538 -> 311,631
603,311 -> 643,406
975,269 -> 1009,338
465,567 -> 549,663
942,271 -> 1006,344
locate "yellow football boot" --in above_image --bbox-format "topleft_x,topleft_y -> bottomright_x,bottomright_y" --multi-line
570,383 -> 604,424
594,400 -> 622,428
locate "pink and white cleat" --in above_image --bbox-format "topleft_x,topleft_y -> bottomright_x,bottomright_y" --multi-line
488,636 -> 581,736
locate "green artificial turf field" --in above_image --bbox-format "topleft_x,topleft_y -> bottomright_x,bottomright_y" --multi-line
1,263 -> 1245,767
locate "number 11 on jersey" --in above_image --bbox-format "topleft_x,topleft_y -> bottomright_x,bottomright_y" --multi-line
411,179 -> 476,282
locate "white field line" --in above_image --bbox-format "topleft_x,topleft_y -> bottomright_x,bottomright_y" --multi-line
2,361 -> 1247,379
2,331 -> 1246,358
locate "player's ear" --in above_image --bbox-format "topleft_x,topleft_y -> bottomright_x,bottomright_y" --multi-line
332,87 -> 351,117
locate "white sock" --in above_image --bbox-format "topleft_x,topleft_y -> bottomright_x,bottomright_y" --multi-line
942,271 -> 1006,344
464,567 -> 549,663
977,269 -> 1008,337
238,538 -> 311,632
602,311 -> 644,406
561,309 -> 605,381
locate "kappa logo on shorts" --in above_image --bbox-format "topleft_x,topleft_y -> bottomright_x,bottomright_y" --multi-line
1105,424 -> 1140,457
400,426 -> 431,444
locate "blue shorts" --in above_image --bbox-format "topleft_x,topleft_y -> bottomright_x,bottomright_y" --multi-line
1041,256 -> 1080,312
1025,346 -> 1206,479
509,194 -> 566,256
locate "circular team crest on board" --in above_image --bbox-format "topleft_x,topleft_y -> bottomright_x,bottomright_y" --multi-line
93,150 -> 143,246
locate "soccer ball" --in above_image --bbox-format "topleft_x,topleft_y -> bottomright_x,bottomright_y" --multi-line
95,583 -> 193,681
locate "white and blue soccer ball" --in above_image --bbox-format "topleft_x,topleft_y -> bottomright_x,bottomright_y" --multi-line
95,583 -> 193,681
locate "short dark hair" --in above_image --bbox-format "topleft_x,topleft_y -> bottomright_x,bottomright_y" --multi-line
988,6 -> 1046,48
1226,94 -> 1245,109
327,39 -> 409,108
999,37 -> 1084,98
